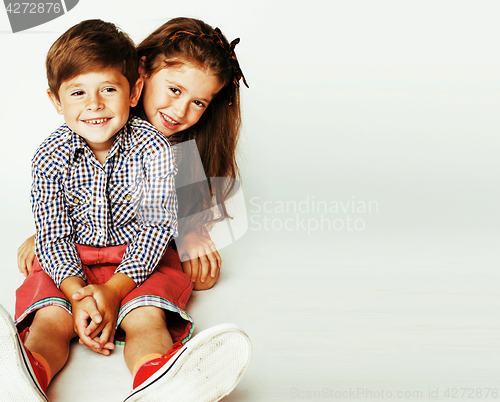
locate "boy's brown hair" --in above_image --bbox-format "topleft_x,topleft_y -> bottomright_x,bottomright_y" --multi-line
46,19 -> 138,99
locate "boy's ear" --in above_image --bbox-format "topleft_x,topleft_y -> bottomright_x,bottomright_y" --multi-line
47,89 -> 64,115
129,77 -> 144,108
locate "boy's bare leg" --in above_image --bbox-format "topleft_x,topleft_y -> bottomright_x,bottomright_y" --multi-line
120,306 -> 173,374
24,306 -> 76,379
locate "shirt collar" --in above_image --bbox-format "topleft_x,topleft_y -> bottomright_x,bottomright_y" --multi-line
70,130 -> 89,163
68,117 -> 135,163
117,117 -> 135,152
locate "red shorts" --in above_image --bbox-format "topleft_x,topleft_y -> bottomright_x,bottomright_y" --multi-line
15,244 -> 194,344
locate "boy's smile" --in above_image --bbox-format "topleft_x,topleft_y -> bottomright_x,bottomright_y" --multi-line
48,68 -> 142,160
140,63 -> 223,137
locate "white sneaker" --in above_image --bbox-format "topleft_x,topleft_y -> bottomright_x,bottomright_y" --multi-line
125,323 -> 252,402
0,304 -> 49,402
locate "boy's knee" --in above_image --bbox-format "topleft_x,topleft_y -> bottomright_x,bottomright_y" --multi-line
121,306 -> 166,333
30,305 -> 74,337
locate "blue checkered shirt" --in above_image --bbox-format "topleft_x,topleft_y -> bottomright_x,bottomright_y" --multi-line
31,116 -> 178,288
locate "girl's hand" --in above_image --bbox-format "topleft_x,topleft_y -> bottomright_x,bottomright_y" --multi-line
178,230 -> 221,288
17,234 -> 36,277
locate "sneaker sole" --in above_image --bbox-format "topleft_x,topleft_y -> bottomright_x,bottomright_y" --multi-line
0,304 -> 48,402
125,323 -> 252,402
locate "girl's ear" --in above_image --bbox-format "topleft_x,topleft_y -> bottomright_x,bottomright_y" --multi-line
47,89 -> 64,115
129,77 -> 144,107
138,56 -> 147,78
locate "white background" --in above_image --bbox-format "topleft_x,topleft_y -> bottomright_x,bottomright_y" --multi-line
0,1 -> 499,401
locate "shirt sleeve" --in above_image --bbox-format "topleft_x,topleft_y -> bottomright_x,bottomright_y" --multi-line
31,160 -> 85,288
114,143 -> 178,285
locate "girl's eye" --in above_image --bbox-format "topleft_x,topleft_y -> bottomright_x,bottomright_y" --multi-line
193,100 -> 206,108
169,87 -> 180,95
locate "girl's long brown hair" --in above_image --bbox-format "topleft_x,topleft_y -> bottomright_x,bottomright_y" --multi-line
133,17 -> 244,231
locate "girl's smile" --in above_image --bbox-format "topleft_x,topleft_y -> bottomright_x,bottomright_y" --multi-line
140,63 -> 223,137
160,111 -> 180,129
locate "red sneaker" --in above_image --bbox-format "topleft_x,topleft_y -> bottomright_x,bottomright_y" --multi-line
125,323 -> 252,402
132,341 -> 185,390
0,304 -> 49,401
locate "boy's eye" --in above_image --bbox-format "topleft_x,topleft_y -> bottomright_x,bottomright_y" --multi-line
103,87 -> 117,93
71,91 -> 85,96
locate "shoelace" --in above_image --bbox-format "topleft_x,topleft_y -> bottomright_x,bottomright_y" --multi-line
163,341 -> 184,360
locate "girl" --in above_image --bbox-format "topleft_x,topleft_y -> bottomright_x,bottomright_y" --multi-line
17,17 -> 248,291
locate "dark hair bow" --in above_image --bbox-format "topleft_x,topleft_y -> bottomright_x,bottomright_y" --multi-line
212,28 -> 249,89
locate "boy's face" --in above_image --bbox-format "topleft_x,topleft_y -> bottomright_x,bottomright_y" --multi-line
48,68 -> 142,155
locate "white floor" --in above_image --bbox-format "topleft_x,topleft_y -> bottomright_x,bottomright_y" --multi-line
1,2 -> 500,400
1,208 -> 499,401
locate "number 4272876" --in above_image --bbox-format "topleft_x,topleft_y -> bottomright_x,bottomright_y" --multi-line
5,3 -> 62,14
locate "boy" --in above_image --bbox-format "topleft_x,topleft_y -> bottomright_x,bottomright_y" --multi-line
0,19 -> 251,402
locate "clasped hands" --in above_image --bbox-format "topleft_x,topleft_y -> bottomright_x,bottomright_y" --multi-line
70,283 -> 120,356
60,274 -> 136,356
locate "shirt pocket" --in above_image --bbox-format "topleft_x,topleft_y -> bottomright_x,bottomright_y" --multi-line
65,187 -> 92,224
108,181 -> 144,228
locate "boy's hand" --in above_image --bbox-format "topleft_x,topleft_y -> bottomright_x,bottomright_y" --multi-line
17,234 -> 36,277
72,273 -> 136,351
72,284 -> 121,350
60,276 -> 112,355
178,230 -> 221,285
71,295 -> 114,355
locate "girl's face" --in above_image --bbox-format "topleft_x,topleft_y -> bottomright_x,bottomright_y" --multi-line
140,62 -> 223,137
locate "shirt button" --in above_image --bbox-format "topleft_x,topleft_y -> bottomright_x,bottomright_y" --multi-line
97,198 -> 103,205
125,194 -> 132,201
97,230 -> 104,236
73,197 -> 80,204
